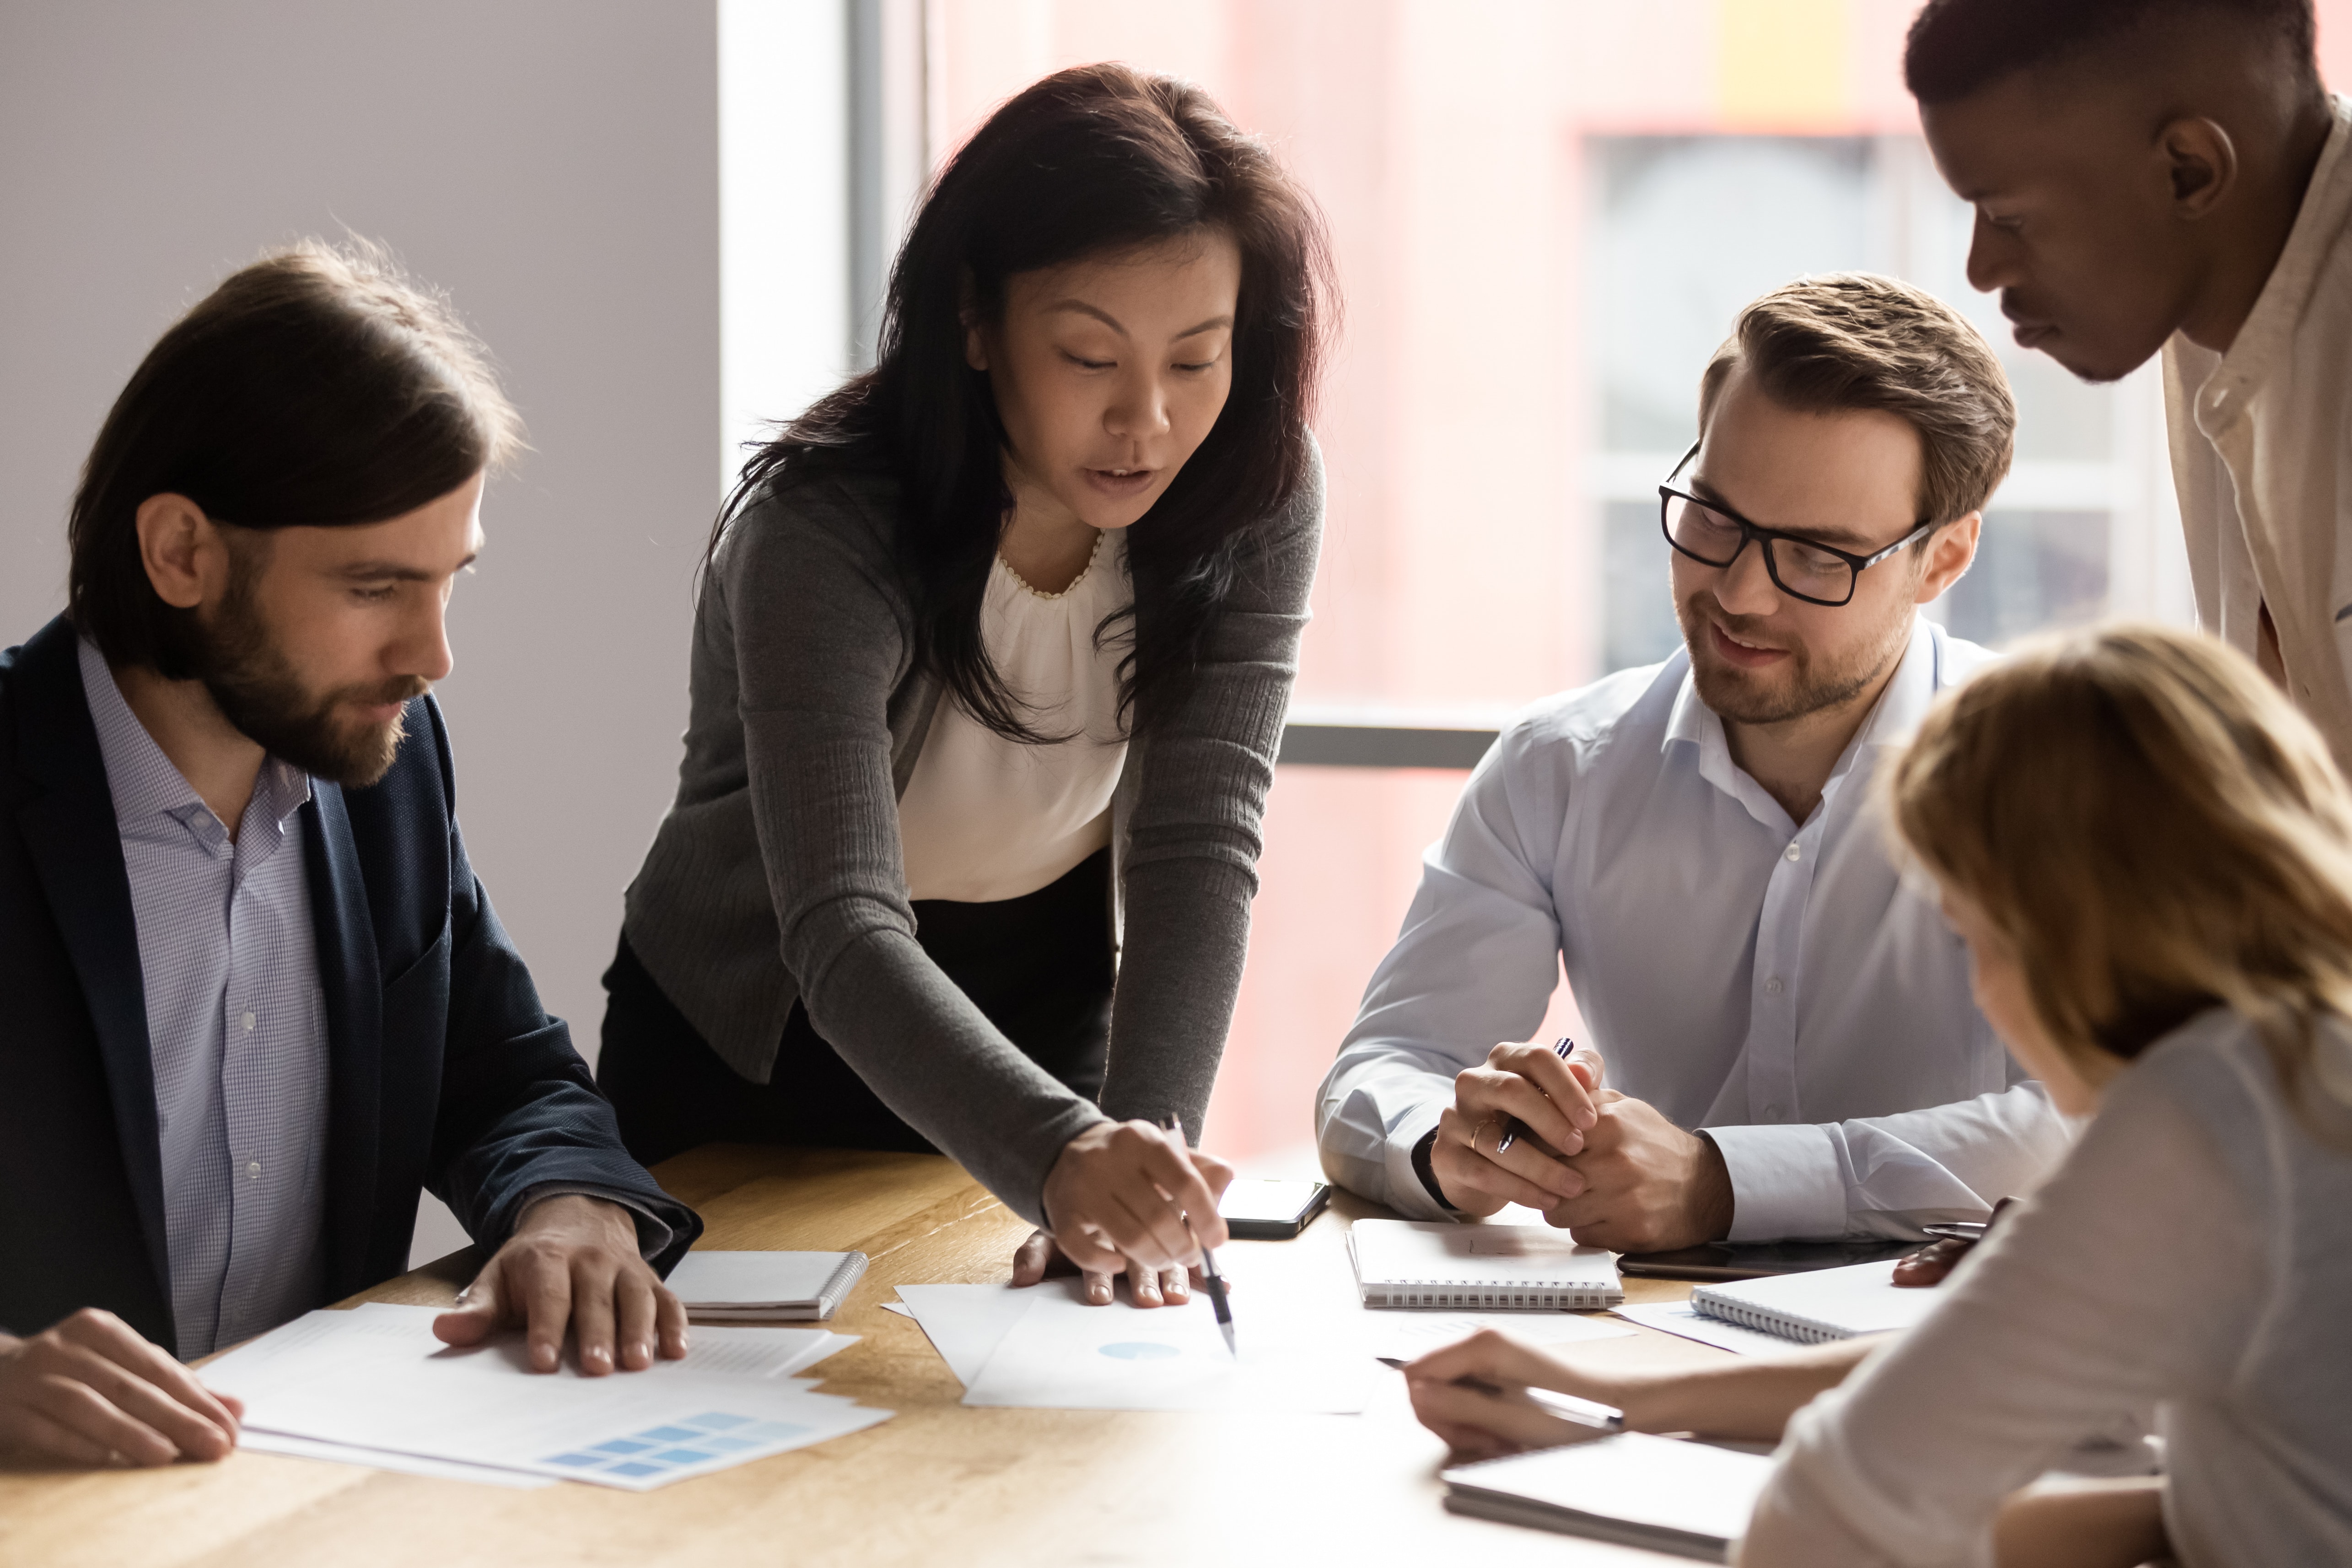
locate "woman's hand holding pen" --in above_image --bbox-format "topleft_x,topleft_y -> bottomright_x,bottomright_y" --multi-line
1402,1328 -> 1646,1460
1017,1119 -> 1233,1306
1431,1040 -> 1607,1215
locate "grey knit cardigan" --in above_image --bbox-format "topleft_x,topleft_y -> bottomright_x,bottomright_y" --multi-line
620,445 -> 1323,1223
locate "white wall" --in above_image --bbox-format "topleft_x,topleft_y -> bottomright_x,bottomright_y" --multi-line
0,2 -> 849,1266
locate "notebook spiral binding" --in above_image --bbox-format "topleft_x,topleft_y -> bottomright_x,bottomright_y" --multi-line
1370,1285 -> 1619,1310
1686,1296 -> 1842,1344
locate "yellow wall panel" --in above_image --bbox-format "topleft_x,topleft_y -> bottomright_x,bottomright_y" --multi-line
1717,0 -> 1851,129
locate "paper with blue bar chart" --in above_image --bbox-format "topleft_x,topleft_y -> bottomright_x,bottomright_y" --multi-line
201,1303 -> 888,1489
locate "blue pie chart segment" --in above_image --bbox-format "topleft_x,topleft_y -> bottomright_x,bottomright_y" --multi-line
1098,1341 -> 1182,1361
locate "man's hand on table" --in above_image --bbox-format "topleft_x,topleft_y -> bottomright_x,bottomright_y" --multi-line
0,1309 -> 242,1466
1433,1043 -> 1734,1252
432,1194 -> 687,1374
1014,1120 -> 1233,1306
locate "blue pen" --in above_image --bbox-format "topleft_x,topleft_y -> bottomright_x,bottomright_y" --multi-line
1165,1115 -> 1237,1358
1494,1036 -> 1577,1155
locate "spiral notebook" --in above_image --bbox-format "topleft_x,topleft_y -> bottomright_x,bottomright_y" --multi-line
1687,1258 -> 1941,1345
1442,1432 -> 1774,1562
1347,1220 -> 1623,1310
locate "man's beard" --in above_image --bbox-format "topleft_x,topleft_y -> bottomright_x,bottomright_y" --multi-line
1674,590 -> 1902,728
178,576 -> 427,787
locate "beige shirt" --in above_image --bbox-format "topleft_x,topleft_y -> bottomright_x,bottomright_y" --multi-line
896,528 -> 1131,903
2164,95 -> 2352,771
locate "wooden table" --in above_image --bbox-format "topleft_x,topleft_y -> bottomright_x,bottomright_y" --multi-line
0,1147 -> 1734,1567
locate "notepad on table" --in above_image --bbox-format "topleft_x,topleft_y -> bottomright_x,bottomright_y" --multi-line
667,1250 -> 869,1321
1347,1219 -> 1622,1310
1688,1258 -> 1943,1344
1442,1431 -> 1774,1562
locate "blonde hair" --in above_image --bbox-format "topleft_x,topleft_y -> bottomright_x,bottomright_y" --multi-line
1699,272 -> 2015,528
1888,624 -> 2352,1116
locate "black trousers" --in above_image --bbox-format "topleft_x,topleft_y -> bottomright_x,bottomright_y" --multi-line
597,848 -> 1115,1169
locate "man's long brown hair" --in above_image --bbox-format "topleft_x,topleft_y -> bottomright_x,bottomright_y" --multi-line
68,239 -> 520,676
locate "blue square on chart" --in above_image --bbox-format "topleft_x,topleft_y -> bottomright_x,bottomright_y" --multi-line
743,1422 -> 813,1441
699,1436 -> 758,1451
544,1453 -> 609,1468
685,1412 -> 752,1429
592,1439 -> 654,1455
653,1449 -> 716,1464
636,1426 -> 702,1442
607,1462 -> 665,1477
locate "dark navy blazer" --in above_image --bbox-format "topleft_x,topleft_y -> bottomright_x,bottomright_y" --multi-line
0,615 -> 699,1346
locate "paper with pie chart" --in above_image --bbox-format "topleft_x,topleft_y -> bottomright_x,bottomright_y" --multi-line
954,1279 -> 1373,1413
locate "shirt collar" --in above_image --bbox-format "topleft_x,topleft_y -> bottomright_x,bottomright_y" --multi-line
78,636 -> 314,836
1663,615 -> 1944,825
2190,93 -> 2352,439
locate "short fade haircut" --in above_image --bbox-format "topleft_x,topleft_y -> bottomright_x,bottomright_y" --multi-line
68,239 -> 522,675
1905,0 -> 2318,106
1698,273 -> 2016,529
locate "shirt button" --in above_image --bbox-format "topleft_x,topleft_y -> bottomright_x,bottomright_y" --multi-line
1784,843 -> 1802,862
241,1012 -> 257,1033
246,1159 -> 263,1180
1764,1104 -> 1784,1120
1765,977 -> 1784,995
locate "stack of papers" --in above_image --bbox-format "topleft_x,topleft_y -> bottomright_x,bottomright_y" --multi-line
204,1304 -> 888,1489
667,1250 -> 869,1321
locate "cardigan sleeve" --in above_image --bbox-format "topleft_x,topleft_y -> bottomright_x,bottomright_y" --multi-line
721,477 -> 1104,1224
1097,441 -> 1326,1134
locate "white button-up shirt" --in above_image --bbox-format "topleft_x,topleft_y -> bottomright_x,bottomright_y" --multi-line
2165,95 -> 2352,772
1315,617 -> 2071,1239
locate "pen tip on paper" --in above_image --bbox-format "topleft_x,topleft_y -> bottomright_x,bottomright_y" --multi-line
1220,1323 -> 1238,1359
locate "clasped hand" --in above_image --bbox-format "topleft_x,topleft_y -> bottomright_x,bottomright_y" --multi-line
1432,1041 -> 1733,1252
1012,1118 -> 1233,1306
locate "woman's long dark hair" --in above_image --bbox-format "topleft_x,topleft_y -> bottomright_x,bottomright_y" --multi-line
713,62 -> 1334,739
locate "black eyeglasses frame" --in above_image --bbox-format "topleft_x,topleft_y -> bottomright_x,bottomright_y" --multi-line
1656,439 -> 1936,609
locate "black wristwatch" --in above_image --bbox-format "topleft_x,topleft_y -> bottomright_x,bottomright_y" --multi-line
1410,1126 -> 1459,1212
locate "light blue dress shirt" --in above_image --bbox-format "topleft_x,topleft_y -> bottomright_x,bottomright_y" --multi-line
1315,617 -> 2072,1240
81,642 -> 671,1359
80,639 -> 329,1358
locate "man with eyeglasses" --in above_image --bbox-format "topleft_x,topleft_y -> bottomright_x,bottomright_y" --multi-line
1316,273 -> 2071,1251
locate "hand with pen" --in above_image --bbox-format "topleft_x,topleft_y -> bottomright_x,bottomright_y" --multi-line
1429,1037 -> 1734,1252
1011,1118 -> 1234,1308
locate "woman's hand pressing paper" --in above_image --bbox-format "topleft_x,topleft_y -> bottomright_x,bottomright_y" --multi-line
1020,1120 -> 1233,1305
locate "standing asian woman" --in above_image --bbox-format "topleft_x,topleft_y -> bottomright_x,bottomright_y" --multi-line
598,64 -> 1333,1306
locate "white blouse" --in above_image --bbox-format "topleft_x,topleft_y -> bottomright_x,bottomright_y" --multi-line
896,528 -> 1132,903
1743,1007 -> 2352,1568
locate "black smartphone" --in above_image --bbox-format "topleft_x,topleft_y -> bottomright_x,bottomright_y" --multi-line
1216,1179 -> 1331,1240
1617,1236 -> 1921,1282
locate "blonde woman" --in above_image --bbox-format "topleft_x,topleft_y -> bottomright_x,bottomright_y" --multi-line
1406,624 -> 2352,1568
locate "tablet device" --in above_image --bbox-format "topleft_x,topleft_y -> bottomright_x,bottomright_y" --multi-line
1617,1237 -> 1920,1282
1217,1179 -> 1331,1239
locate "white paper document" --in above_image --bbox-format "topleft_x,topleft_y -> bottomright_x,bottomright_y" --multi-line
238,1428 -> 556,1488
894,1283 -> 1037,1387
1360,1309 -> 1636,1361
959,1282 -> 1373,1413
1613,1300 -> 1800,1358
202,1305 -> 887,1490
